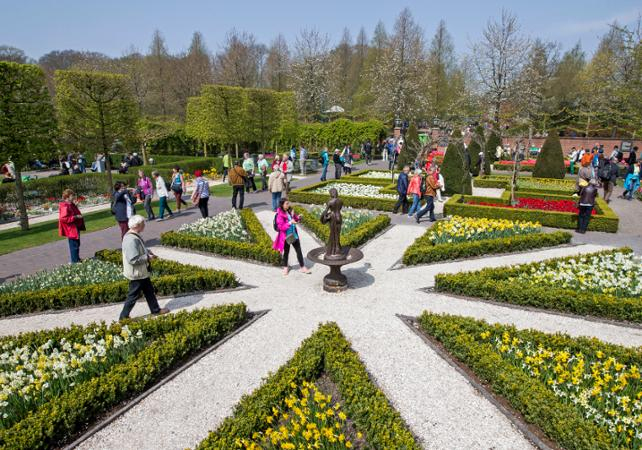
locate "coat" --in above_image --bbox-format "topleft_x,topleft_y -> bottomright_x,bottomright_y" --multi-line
58,201 -> 84,240
268,171 -> 285,193
272,208 -> 300,252
407,175 -> 422,196
113,190 -> 136,222
122,231 -> 150,280
396,172 -> 409,194
228,166 -> 247,186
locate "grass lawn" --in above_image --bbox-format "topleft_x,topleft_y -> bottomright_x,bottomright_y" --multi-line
0,200 -> 162,256
210,183 -> 232,197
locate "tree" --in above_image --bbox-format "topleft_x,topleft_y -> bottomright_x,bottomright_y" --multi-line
136,117 -> 181,164
214,29 -> 266,88
0,46 -> 29,63
0,62 -> 57,231
485,131 -> 501,174
246,88 -> 280,149
533,133 -> 565,179
440,141 -> 471,195
427,20 -> 455,119
397,123 -> 420,169
147,30 -> 171,116
55,70 -> 138,190
173,32 -> 213,117
263,34 -> 290,91
291,28 -> 331,120
329,28 -> 354,110
118,48 -> 149,115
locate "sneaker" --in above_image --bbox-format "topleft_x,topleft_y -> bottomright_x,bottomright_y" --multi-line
156,218 -> 165,222
299,267 -> 311,274
415,215 -> 420,224
154,307 -> 170,316
283,267 -> 290,276
167,214 -> 174,219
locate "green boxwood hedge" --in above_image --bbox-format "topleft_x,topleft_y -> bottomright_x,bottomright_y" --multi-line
160,208 -> 281,265
473,175 -> 576,195
434,248 -> 641,322
417,312 -> 633,449
197,323 -> 420,450
0,303 -> 248,449
289,180 -> 401,212
0,249 -> 238,317
402,230 -> 572,266
443,192 -> 619,233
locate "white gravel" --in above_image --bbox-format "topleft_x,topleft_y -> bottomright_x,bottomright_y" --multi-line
1,212 -> 636,450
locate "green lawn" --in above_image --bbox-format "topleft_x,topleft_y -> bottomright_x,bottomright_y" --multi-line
210,184 -> 232,197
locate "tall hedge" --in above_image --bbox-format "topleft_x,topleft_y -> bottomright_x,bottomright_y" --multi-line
397,123 -> 420,169
533,133 -> 566,179
441,142 -> 472,195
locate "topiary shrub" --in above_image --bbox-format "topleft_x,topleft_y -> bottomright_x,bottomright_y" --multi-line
441,142 -> 472,195
485,132 -> 501,174
533,133 -> 566,179
468,139 -> 482,177
397,123 -> 420,170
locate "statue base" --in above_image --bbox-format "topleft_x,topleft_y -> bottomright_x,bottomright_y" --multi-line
307,247 -> 364,293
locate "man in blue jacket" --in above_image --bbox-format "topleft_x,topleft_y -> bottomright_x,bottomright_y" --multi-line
392,165 -> 410,214
320,147 -> 329,181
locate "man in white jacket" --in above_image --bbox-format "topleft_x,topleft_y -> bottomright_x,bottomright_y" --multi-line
152,171 -> 174,221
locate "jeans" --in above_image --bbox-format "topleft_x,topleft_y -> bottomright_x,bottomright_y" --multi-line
393,193 -> 408,214
320,164 -> 328,181
119,277 -> 161,320
335,165 -> 342,179
416,196 -> 436,222
198,196 -> 209,218
232,186 -> 245,209
68,238 -> 80,263
159,196 -> 173,219
222,167 -> 229,182
283,238 -> 305,268
408,194 -> 421,216
577,205 -> 593,232
271,192 -> 282,211
300,159 -> 307,175
143,195 -> 154,219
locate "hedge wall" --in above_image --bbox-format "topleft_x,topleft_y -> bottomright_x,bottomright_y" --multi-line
160,208 -> 281,265
289,180 -> 401,212
0,303 -> 248,449
402,230 -> 572,266
197,323 -> 420,450
417,313 -> 624,449
443,192 -> 619,233
434,248 -> 641,322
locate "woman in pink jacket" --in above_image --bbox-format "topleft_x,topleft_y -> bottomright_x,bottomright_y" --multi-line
273,198 -> 311,276
406,169 -> 423,217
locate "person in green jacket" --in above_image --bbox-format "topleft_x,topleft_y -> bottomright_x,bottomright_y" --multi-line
242,152 -> 257,192
222,153 -> 231,182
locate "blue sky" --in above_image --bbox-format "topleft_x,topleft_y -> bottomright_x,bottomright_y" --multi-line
1,0 -> 640,60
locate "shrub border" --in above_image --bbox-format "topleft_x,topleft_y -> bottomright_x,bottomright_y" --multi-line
289,180 -> 401,212
160,208 -> 281,266
434,248 -> 642,323
197,323 -> 420,450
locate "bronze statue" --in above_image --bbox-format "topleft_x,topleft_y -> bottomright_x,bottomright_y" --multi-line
320,187 -> 343,260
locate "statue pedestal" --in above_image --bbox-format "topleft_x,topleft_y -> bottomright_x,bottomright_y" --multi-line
307,247 -> 364,293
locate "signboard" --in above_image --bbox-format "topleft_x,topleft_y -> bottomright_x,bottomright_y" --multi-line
621,140 -> 633,152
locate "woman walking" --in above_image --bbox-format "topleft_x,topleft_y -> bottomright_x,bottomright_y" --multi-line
406,169 -> 423,217
170,166 -> 188,213
137,170 -> 155,220
112,181 -> 137,239
268,166 -> 285,211
273,199 -> 311,276
152,170 -> 173,221
58,189 -> 85,263
192,169 -> 210,218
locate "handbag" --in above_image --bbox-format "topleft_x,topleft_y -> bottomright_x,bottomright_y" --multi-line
286,233 -> 297,245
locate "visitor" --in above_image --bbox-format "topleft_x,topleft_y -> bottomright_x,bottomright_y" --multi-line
137,170 -> 155,221
273,198 -> 311,276
228,160 -> 247,209
333,149 -> 343,179
290,145 -> 297,161
58,189 -> 85,263
598,156 -> 619,203
222,152 -> 231,182
271,154 -> 281,171
282,152 -> 294,193
406,169 -> 423,217
341,145 -> 353,175
626,146 -> 638,172
577,180 -> 598,234
119,215 -> 170,320
364,140 -> 372,165
392,166 -> 410,214
299,145 -> 308,175
609,145 -> 620,161
268,165 -> 285,211
170,166 -> 188,213
575,156 -> 594,195
437,168 -> 445,202
415,166 -> 441,223
621,161 -> 640,201
192,169 -> 210,218
112,181 -> 137,239
242,152 -> 257,193
257,154 -> 269,191
569,147 -> 578,175
320,147 -> 329,181
152,170 -> 173,221
77,153 -> 87,172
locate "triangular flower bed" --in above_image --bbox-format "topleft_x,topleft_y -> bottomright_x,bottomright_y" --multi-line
295,205 -> 390,249
197,323 -> 420,449
0,303 -> 249,449
417,312 -> 642,449
161,209 -> 281,265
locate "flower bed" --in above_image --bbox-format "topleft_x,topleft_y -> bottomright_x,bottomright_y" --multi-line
0,303 -> 248,449
178,210 -> 250,242
289,181 -> 400,212
297,206 -> 391,249
417,312 -> 642,449
493,159 -> 571,173
0,249 -> 238,317
468,197 -> 596,215
0,193 -> 112,223
310,183 -> 397,200
435,248 -> 642,322
351,170 -> 399,181
196,323 -> 419,450
474,175 -> 576,195
161,208 -> 281,265
402,216 -> 571,265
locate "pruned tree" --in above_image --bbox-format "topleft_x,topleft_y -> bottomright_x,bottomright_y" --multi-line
246,88 -> 280,150
136,117 -> 182,164
0,62 -> 57,231
263,34 -> 290,91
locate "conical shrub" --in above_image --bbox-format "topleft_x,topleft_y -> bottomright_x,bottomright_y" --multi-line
441,142 -> 472,195
533,133 -> 566,179
468,140 -> 482,177
485,132 -> 501,174
397,123 -> 420,169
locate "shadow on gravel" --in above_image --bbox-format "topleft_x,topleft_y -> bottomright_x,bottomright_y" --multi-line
343,264 -> 375,289
164,293 -> 206,310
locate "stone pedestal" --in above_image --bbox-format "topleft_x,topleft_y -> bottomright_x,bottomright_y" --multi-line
307,247 -> 364,293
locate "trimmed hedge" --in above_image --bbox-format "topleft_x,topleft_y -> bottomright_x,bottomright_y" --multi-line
289,180 -> 400,212
295,206 -> 391,248
533,133 -> 566,179
473,175 -> 576,195
434,248 -> 642,322
0,249 -> 238,317
402,230 -> 572,266
197,323 -> 420,450
0,303 -> 248,449
417,312 -> 621,449
160,208 -> 281,265
443,192 -> 619,233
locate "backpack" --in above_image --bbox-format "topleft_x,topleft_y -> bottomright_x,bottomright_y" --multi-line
273,213 -> 279,232
599,163 -> 612,180
420,176 -> 427,195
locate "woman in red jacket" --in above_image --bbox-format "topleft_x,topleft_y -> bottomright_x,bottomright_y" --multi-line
58,189 -> 85,263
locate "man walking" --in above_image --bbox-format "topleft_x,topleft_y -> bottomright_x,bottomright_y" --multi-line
364,140 -> 372,165
257,154 -> 269,191
119,215 -> 169,320
228,160 -> 247,209
299,145 -> 308,175
242,152 -> 257,193
222,152 -> 231,182
320,147 -> 329,181
393,166 -> 410,214
333,149 -> 343,179
415,166 -> 441,223
598,155 -> 619,203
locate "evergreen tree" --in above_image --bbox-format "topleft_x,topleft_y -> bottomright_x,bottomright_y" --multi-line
533,133 -> 565,179
485,131 -> 501,174
441,142 -> 471,195
397,123 -> 420,169
468,140 -> 482,176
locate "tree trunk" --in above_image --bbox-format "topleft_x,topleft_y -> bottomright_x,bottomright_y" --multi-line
235,143 -> 239,159
203,141 -> 208,158
14,169 -> 30,231
99,108 -> 113,192
141,143 -> 148,166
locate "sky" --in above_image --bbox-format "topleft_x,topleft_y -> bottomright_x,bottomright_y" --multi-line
1,0 -> 641,60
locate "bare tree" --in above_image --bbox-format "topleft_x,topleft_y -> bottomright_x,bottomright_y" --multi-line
173,32 -> 213,116
118,47 -> 149,115
214,29 -> 266,88
290,28 -> 331,120
263,34 -> 290,91
471,9 -> 530,130
0,45 -> 29,63
427,20 -> 455,119
330,28 -> 353,109
148,30 -> 171,116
